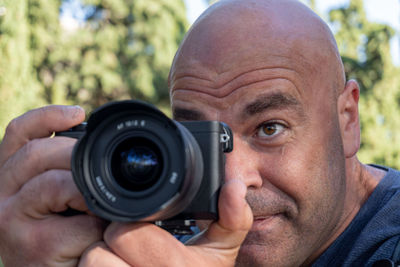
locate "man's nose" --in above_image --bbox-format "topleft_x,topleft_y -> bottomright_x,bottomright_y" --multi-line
224,138 -> 263,189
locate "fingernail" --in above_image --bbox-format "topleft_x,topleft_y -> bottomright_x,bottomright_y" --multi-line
64,105 -> 84,119
225,178 -> 246,186
225,179 -> 247,197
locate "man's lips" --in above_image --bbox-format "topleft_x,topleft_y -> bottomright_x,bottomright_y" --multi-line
251,214 -> 285,231
245,189 -> 297,232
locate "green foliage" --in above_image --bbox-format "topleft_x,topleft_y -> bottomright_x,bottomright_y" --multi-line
50,0 -> 188,112
0,0 -> 187,137
328,0 -> 400,168
308,0 -> 316,10
0,0 -> 44,135
28,0 -> 65,104
0,0 -> 399,170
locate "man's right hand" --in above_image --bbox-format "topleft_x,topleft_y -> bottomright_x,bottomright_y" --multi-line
0,105 -> 106,267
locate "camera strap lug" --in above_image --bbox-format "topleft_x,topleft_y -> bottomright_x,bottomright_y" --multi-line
220,123 -> 233,152
220,133 -> 230,143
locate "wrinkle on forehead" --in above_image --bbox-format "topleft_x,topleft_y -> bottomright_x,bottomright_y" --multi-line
171,64 -> 301,100
171,76 -> 303,116
169,0 -> 345,98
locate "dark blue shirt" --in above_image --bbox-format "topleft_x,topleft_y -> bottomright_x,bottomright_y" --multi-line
312,165 -> 400,267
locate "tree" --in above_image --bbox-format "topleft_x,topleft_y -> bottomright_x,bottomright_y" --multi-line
329,0 -> 400,168
0,0 -> 44,135
28,0 -> 64,103
48,0 -> 188,113
0,0 -> 188,137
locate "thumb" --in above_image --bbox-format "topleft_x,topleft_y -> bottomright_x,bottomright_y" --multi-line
99,180 -> 253,267
190,179 -> 253,263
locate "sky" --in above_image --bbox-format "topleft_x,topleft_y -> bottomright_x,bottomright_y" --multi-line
183,0 -> 400,65
184,0 -> 400,29
60,0 -> 400,65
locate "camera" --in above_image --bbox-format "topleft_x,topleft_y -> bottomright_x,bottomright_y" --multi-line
57,100 -> 233,231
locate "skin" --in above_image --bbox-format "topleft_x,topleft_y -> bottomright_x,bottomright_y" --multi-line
79,179 -> 253,266
84,0 -> 385,266
0,0 -> 386,266
168,0 -> 386,265
0,105 -> 107,266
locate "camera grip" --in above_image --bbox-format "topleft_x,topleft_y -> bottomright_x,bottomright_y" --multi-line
55,123 -> 86,139
55,123 -> 87,217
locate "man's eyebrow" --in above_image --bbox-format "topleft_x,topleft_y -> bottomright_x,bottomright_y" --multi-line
243,93 -> 303,118
172,108 -> 206,121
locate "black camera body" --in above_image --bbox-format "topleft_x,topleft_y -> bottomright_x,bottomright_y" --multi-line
58,100 -> 233,226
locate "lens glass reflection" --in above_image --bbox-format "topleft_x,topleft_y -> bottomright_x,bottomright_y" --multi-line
111,137 -> 163,191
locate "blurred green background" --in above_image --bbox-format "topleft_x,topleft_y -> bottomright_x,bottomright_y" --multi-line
0,0 -> 399,265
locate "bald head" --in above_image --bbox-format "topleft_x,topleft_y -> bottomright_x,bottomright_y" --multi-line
167,2 -> 362,266
169,0 -> 345,97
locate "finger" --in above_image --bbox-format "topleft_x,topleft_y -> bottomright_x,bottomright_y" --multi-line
79,241 -> 130,267
54,215 -> 107,261
15,169 -> 87,217
0,136 -> 76,197
185,179 -> 253,265
8,169 -> 107,261
104,222 -> 189,266
26,215 -> 106,264
0,180 -> 107,266
102,180 -> 253,266
0,105 -> 85,166
201,179 -> 253,247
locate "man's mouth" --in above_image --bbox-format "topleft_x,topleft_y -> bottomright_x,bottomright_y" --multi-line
251,214 -> 284,231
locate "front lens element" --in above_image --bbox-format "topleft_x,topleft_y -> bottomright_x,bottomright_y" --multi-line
111,137 -> 163,191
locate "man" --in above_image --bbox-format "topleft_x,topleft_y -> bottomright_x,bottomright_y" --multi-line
1,0 -> 399,266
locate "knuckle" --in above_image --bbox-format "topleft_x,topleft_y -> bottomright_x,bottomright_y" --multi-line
41,169 -> 70,198
42,168 -> 65,182
22,139 -> 43,165
0,210 -> 44,262
80,242 -> 107,266
104,222 -> 139,251
26,225 -> 56,261
4,106 -> 47,139
4,117 -> 21,139
20,169 -> 68,207
28,221 -> 70,260
104,223 -> 122,246
0,201 -> 13,235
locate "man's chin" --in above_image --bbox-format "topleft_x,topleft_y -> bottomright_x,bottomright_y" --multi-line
235,243 -> 268,267
235,219 -> 295,267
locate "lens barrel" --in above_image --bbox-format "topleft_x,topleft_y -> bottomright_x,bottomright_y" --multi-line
71,100 -> 204,222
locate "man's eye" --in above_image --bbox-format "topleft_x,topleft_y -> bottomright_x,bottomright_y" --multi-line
257,122 -> 286,138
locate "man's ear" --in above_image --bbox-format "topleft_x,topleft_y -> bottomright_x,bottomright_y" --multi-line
338,80 -> 361,158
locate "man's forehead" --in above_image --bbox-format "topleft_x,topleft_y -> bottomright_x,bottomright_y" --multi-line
172,12 -> 294,74
169,0 -> 345,108
169,52 -> 311,114
174,0 -> 331,55
172,88 -> 306,123
169,1 -> 340,87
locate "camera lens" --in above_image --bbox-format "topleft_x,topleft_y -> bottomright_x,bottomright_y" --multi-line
71,100 -> 206,222
111,137 -> 163,192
